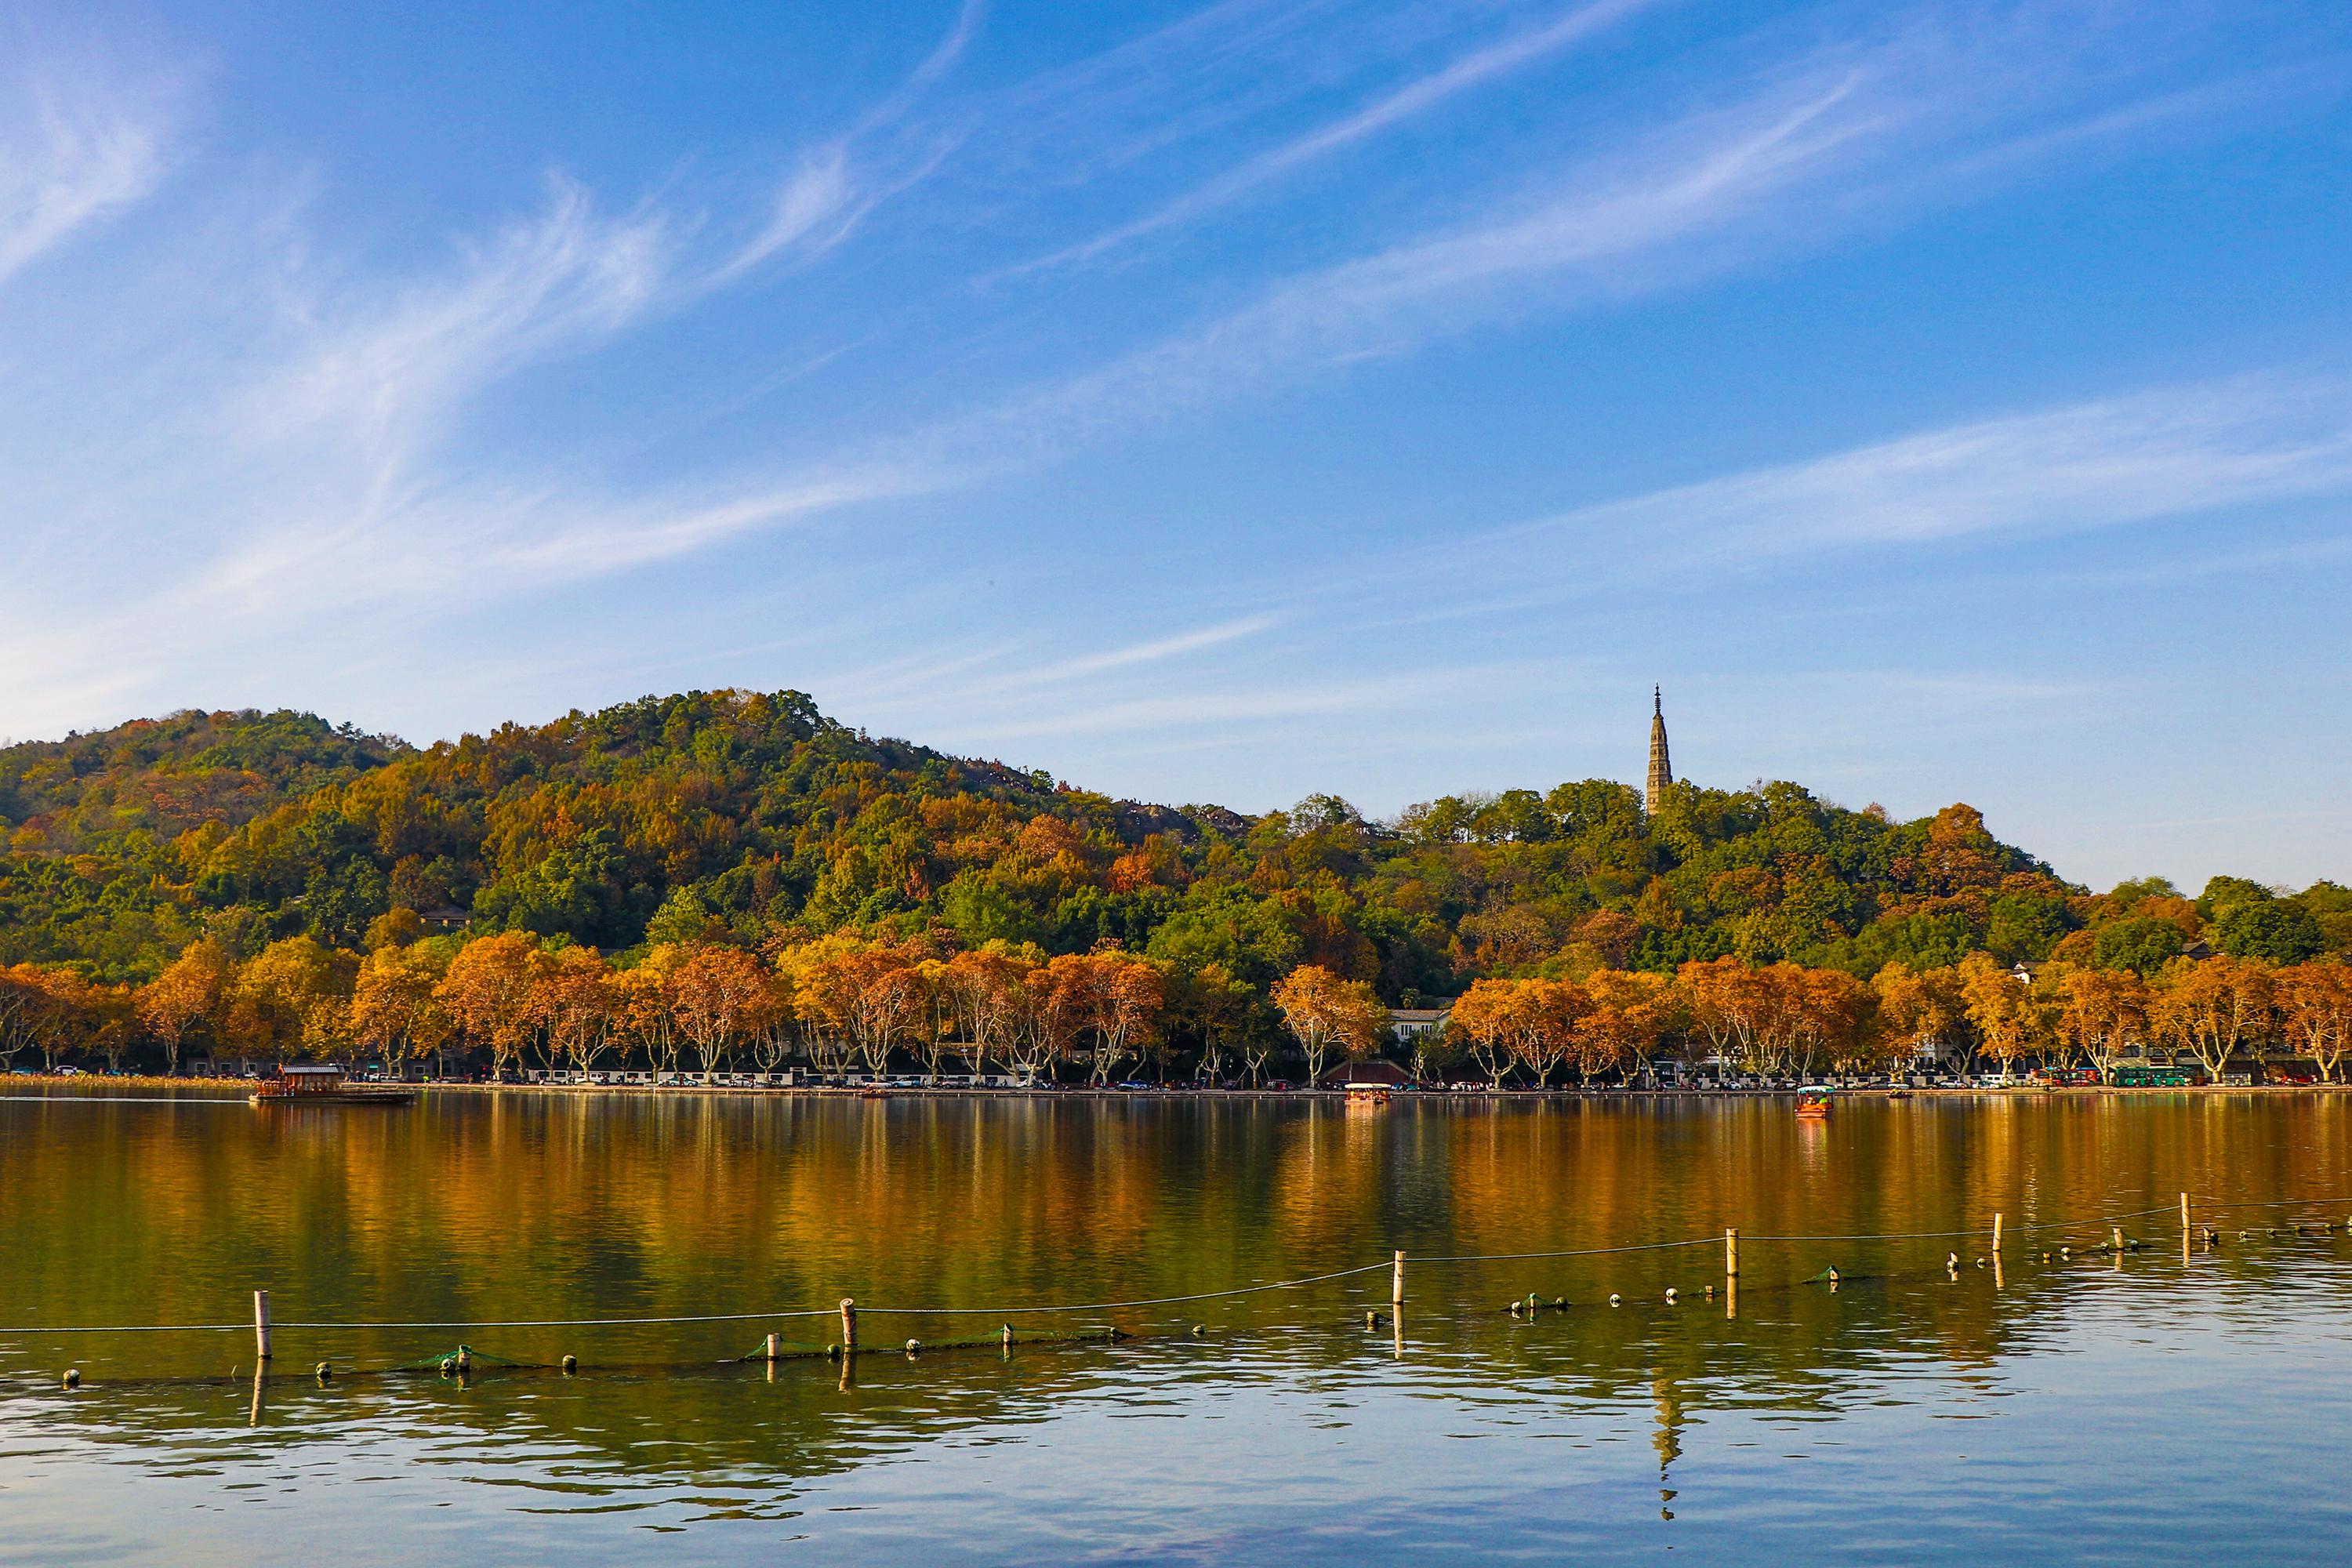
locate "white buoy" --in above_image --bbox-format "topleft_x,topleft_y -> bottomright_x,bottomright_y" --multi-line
1665,1288 -> 1677,1303
905,1338 -> 921,1354
62,1368 -> 79,1388
1609,1294 -> 1621,1305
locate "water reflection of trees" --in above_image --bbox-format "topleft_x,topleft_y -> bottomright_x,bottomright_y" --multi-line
4,1091 -> 2347,1486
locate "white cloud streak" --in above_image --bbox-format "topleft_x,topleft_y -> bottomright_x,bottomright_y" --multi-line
0,56 -> 176,282
1515,375 -> 2352,567
1029,0 -> 1671,269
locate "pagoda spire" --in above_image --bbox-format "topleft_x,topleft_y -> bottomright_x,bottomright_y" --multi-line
1646,688 -> 1672,814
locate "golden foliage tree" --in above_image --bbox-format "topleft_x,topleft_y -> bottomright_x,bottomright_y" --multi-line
2276,961 -> 2352,1082
437,931 -> 550,1080
1270,963 -> 1387,1086
2155,955 -> 2276,1079
352,942 -> 456,1067
136,938 -> 234,1073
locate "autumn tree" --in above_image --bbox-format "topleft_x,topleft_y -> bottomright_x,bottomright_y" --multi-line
1506,979 -> 1587,1088
0,967 -> 38,1071
1171,961 -> 1258,1084
137,938 -> 235,1073
612,947 -> 687,1077
1076,949 -> 1166,1085
437,931 -> 550,1080
1790,967 -> 1875,1076
1446,978 -> 1524,1090
535,946 -> 618,1075
2155,956 -> 2276,1080
1871,963 -> 1965,1076
1958,955 -> 2054,1078
942,942 -> 1044,1079
748,967 -> 799,1074
352,942 -> 456,1067
224,938 -> 358,1065
1577,970 -> 1675,1083
1271,964 -> 1386,1086
12,967 -> 97,1071
670,944 -> 775,1074
2053,964 -> 2151,1070
2276,961 -> 2352,1082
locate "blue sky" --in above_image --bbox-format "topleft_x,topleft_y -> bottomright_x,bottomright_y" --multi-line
3,0 -> 2349,891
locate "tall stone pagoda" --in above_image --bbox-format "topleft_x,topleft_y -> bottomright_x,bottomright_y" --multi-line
1646,688 -> 1672,813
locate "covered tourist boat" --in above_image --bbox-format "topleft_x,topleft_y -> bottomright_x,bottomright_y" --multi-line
1795,1086 -> 1834,1119
249,1064 -> 416,1105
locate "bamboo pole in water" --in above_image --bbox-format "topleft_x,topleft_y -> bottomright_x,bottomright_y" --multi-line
1993,1212 -> 2003,1254
840,1298 -> 858,1352
1392,1250 -> 1406,1304
253,1290 -> 271,1362
1725,1229 -> 1738,1278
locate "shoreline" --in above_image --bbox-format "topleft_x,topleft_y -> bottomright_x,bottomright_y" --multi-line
4,1073 -> 2346,1100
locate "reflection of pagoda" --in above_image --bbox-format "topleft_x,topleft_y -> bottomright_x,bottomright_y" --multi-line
1646,688 -> 1673,813
1653,1373 -> 1684,1519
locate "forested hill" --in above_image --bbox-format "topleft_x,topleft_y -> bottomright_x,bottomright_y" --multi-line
2,689 -> 2342,989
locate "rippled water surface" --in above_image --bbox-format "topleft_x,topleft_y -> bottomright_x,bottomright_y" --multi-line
4,1087 -> 2350,1563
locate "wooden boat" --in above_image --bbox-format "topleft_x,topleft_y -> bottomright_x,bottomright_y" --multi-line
249,1064 -> 416,1105
1344,1086 -> 1392,1107
1795,1087 -> 1833,1120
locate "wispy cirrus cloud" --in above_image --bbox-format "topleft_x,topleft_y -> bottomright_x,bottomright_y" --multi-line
243,180 -> 672,472
0,52 -> 180,282
1022,0 -> 1673,270
1512,373 -> 2352,568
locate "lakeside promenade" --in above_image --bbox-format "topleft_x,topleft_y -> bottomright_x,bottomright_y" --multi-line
8,1072 -> 2345,1100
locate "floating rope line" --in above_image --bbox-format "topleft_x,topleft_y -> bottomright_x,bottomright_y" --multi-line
1740,1206 -> 2179,1243
9,1201 -> 2344,1339
12,1306 -> 843,1334
1399,1239 -> 1719,1264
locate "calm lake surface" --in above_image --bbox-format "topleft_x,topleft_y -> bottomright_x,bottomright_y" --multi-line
4,1087 -> 2350,1564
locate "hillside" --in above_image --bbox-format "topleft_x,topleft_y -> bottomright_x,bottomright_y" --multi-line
2,688 -> 2344,993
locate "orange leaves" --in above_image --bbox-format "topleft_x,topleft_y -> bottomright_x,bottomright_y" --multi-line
1016,815 -> 1089,864
1872,961 -> 1965,1062
438,931 -> 547,1071
2052,964 -> 2151,1065
352,942 -> 455,1062
2152,954 -> 2277,1076
1270,963 -> 1390,1084
135,939 -> 234,1065
1679,956 -> 1876,1074
2276,961 -> 2352,1080
1577,970 -> 1676,1080
1109,837 -> 1192,895
667,945 -> 780,1071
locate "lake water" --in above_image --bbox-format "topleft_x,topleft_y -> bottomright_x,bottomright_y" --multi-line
4,1087 -> 2350,1564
